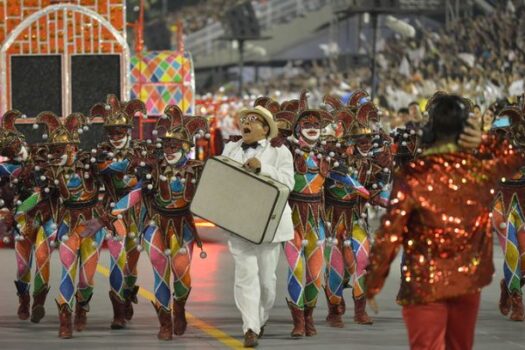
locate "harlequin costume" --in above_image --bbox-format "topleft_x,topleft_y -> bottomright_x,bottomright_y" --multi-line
321,92 -> 386,328
491,102 -> 525,321
128,105 -> 208,340
36,112 -> 108,338
366,92 -> 525,350
282,91 -> 369,337
90,94 -> 146,329
0,110 -> 60,323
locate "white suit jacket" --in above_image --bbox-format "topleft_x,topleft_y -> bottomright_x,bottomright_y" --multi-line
222,139 -> 295,243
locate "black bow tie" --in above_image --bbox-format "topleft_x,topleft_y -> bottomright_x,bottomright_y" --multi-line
241,142 -> 259,151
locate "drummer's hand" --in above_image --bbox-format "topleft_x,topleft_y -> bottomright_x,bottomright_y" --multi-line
244,158 -> 261,173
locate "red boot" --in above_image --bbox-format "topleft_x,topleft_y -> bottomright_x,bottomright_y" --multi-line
109,291 -> 127,329
31,285 -> 50,323
152,302 -> 173,340
499,279 -> 511,316
304,306 -> 317,336
354,296 -> 373,325
57,302 -> 73,339
286,299 -> 305,337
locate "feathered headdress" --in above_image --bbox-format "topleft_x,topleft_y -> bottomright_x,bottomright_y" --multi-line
154,104 -> 209,145
90,94 -> 146,128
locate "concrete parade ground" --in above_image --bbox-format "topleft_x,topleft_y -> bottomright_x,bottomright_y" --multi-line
0,226 -> 524,349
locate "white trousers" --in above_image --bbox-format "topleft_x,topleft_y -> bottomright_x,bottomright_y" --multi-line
228,236 -> 282,334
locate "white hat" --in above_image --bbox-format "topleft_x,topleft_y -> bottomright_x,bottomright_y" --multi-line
238,106 -> 278,139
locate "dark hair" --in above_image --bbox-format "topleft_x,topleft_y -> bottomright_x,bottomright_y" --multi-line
423,93 -> 470,143
398,108 -> 409,114
408,101 -> 419,107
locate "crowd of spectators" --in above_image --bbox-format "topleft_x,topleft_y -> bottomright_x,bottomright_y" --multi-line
193,1 -> 524,134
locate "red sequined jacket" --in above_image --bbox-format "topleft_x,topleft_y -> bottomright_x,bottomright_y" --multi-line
366,143 -> 525,305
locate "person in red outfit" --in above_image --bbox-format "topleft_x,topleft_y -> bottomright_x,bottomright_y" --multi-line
366,92 -> 525,350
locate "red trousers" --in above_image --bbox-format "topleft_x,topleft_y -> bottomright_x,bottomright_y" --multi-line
402,292 -> 481,350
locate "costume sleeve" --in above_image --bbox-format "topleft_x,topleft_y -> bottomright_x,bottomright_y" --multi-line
0,163 -> 22,178
98,159 -> 130,175
327,171 -> 370,199
366,171 -> 414,299
259,145 -> 295,191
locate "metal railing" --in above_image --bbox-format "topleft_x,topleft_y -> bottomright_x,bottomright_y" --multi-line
331,0 -> 444,12
185,0 -> 330,58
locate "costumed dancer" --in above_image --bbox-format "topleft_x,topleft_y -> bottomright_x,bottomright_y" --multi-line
0,110 -> 58,323
321,93 -> 386,328
90,94 -> 146,329
222,105 -> 294,348
124,105 -> 208,340
283,91 -> 369,337
0,110 -> 56,323
491,101 -> 525,321
36,112 -> 107,338
366,92 -> 515,350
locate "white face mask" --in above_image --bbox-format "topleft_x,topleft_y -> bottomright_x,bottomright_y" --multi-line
301,128 -> 321,142
357,147 -> 369,157
16,145 -> 28,162
164,151 -> 183,165
57,154 -> 68,166
110,134 -> 130,149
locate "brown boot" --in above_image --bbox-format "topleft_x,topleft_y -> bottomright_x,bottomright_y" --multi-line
304,306 -> 317,336
173,298 -> 188,336
14,281 -> 30,320
152,302 -> 173,340
109,291 -> 127,329
124,285 -> 139,321
243,329 -> 259,348
510,292 -> 525,321
17,293 -> 30,320
286,299 -> 305,337
354,296 -> 373,325
31,285 -> 50,323
57,302 -> 73,339
74,296 -> 90,332
499,279 -> 511,316
324,287 -> 344,328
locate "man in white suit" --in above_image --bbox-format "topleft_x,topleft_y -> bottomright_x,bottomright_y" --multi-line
222,106 -> 294,348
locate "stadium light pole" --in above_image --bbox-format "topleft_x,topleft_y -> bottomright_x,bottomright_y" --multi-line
238,39 -> 245,97
370,12 -> 379,100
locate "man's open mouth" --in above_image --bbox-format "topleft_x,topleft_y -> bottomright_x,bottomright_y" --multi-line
243,127 -> 251,134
